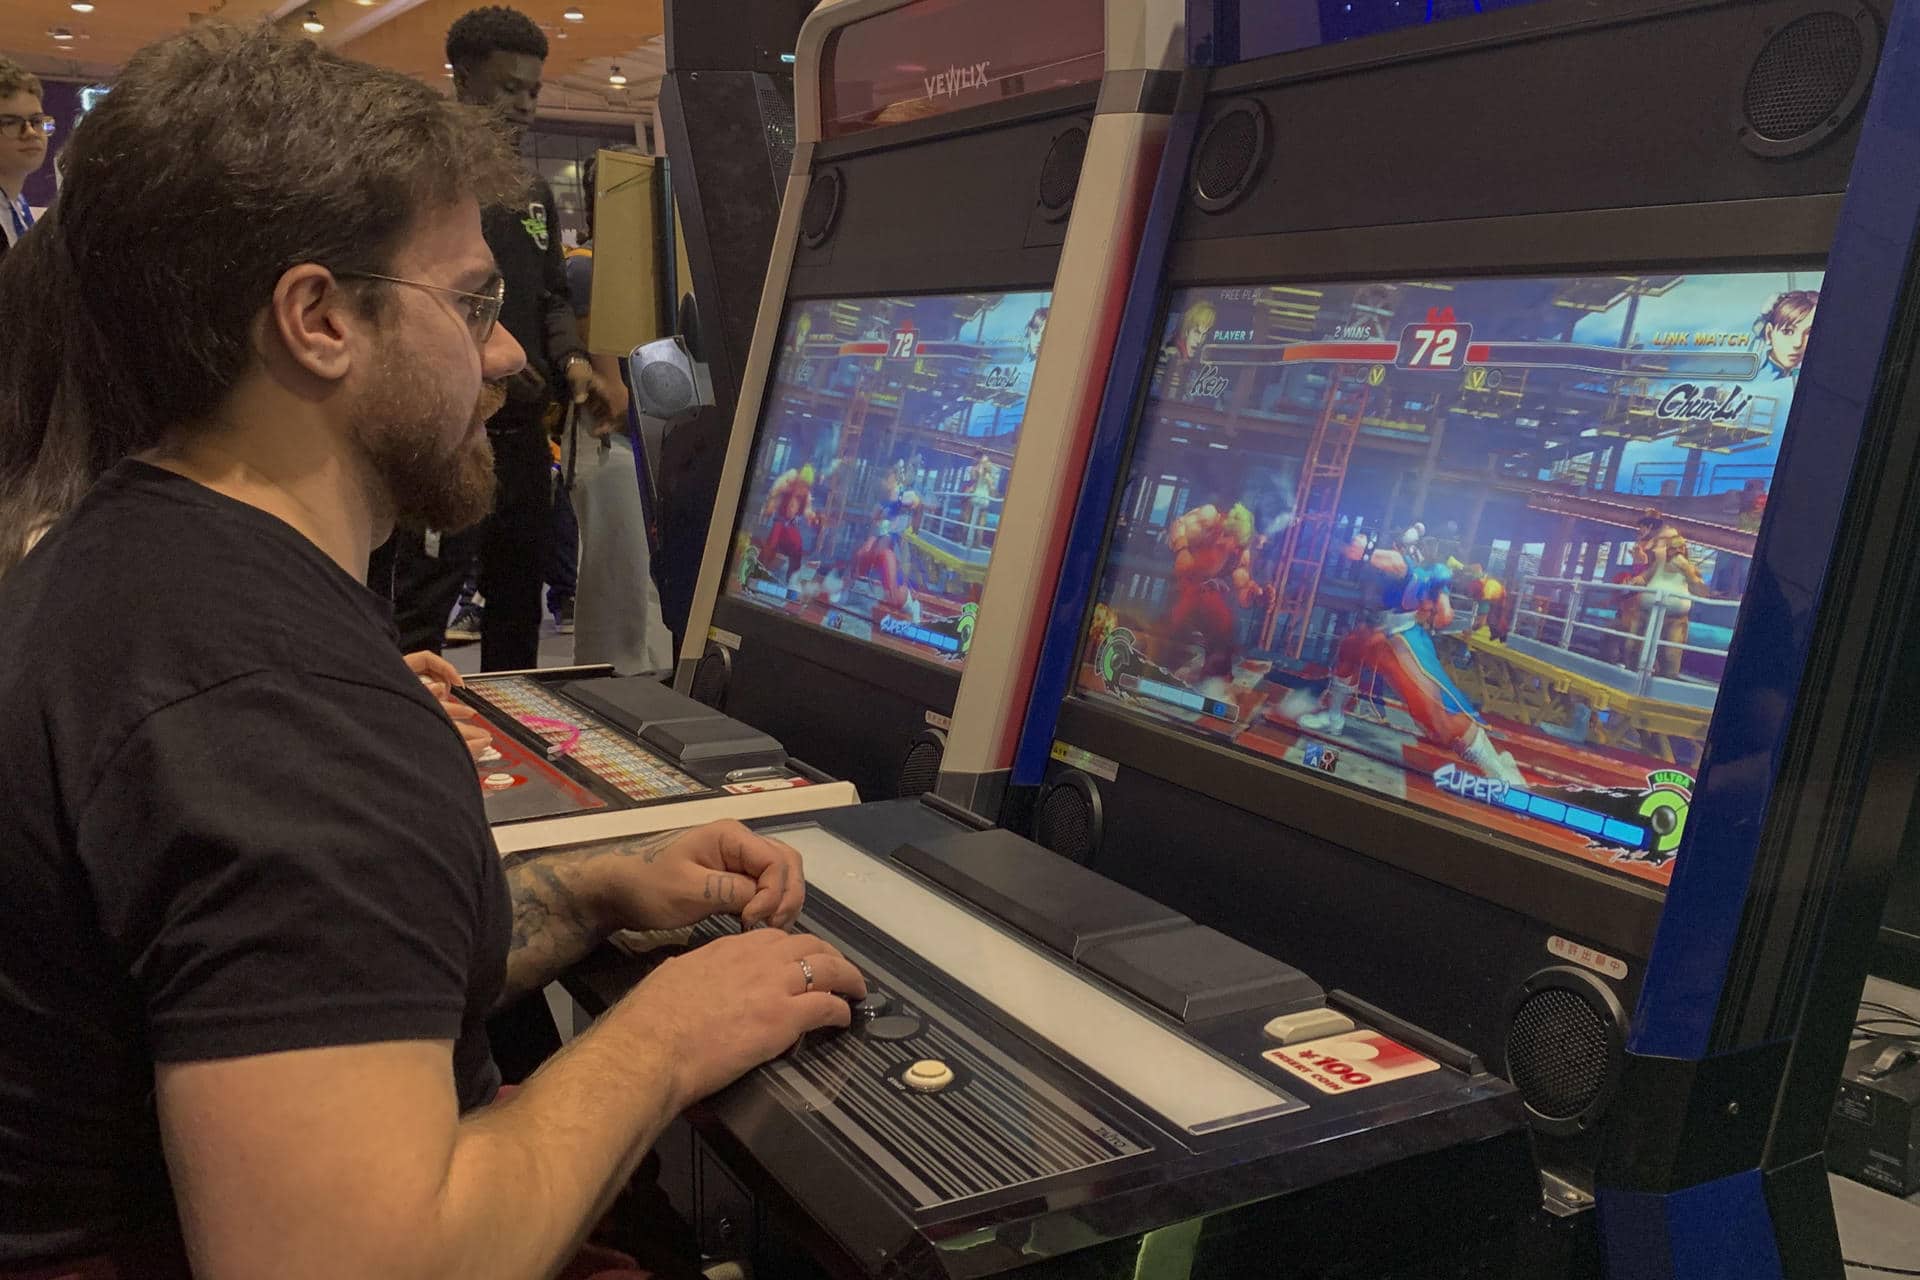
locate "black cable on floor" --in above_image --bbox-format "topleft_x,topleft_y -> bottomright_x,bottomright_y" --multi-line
1844,1260 -> 1920,1276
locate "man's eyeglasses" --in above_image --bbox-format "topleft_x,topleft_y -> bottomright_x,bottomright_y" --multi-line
0,115 -> 55,139
337,271 -> 506,345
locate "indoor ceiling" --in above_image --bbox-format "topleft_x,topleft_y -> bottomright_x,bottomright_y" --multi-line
0,0 -> 665,123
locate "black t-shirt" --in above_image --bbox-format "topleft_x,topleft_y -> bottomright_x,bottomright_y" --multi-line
0,462 -> 509,1266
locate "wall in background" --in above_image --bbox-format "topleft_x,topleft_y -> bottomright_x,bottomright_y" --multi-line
523,119 -> 643,246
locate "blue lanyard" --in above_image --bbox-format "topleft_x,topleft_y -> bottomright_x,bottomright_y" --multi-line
7,197 -> 31,240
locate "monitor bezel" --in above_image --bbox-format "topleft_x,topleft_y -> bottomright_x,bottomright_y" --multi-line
1047,195 -> 1840,958
718,284 -> 1059,689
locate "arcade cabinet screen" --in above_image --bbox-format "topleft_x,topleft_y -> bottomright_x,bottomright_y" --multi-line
725,291 -> 1053,668
1076,271 -> 1822,887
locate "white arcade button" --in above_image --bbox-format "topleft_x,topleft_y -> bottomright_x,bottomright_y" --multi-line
483,773 -> 516,790
904,1059 -> 954,1092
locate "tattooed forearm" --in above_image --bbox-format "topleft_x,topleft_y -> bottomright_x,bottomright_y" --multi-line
494,829 -> 689,1007
497,859 -> 598,1008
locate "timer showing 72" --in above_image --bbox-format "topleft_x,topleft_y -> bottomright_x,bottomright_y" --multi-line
1394,321 -> 1474,370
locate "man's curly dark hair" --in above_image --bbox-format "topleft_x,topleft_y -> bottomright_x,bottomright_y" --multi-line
446,6 -> 549,72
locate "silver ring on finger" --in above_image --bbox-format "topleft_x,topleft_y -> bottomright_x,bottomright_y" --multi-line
797,956 -> 816,993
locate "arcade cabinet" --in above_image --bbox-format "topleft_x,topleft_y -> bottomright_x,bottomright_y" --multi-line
655,0 -> 813,651
673,0 -> 1183,803
537,4 -> 1545,1275
989,0 -> 1917,1269
453,666 -> 857,856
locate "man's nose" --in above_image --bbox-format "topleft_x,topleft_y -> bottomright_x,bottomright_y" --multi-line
485,325 -> 527,381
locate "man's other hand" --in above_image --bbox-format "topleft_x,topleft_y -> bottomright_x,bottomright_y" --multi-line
592,821 -> 806,934
405,651 -> 491,761
570,355 -> 629,438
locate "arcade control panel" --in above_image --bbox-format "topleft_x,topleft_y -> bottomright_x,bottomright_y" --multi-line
457,670 -> 822,827
582,799 -> 1534,1279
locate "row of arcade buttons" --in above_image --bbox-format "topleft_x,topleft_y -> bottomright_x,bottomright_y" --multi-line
839,985 -> 955,1093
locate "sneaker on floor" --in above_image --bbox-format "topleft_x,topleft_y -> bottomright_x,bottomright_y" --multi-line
552,599 -> 575,635
446,603 -> 483,645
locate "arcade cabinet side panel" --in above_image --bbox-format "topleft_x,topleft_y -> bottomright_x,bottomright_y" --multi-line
670,159 -> 811,696
656,0 -> 806,649
938,106 -> 1176,815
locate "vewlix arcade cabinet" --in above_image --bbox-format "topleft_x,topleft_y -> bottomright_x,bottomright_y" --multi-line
999,0 -> 1913,1267
674,0 -> 1181,803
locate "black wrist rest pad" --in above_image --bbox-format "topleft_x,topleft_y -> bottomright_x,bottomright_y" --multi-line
891,827 -> 1323,1023
563,676 -> 785,769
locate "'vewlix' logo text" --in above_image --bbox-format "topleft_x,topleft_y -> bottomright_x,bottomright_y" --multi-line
924,61 -> 991,99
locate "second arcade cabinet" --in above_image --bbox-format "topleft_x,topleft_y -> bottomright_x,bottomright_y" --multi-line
675,0 -> 1182,802
999,0 -> 1894,1239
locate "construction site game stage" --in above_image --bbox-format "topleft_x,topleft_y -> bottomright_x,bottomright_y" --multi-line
725,291 -> 1052,668
1076,270 -> 1821,887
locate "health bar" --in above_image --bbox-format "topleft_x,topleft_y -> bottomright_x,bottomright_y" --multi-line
1463,341 -> 1761,379
1281,340 -> 1400,365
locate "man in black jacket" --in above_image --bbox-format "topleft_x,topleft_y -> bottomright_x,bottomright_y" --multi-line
373,5 -> 622,674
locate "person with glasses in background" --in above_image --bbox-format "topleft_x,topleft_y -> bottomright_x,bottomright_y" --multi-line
0,58 -> 51,261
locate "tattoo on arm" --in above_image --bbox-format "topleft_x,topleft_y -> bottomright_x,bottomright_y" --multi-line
494,829 -> 687,1007
498,859 -> 596,1009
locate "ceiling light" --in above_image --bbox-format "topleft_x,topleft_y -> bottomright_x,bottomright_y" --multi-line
302,10 -> 325,33
70,3 -> 95,13
50,27 -> 75,41
563,6 -> 586,20
607,65 -> 627,86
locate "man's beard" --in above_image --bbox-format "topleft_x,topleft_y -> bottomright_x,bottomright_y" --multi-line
354,367 -> 506,534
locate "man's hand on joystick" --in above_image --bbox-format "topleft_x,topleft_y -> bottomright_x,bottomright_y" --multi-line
624,927 -> 867,1107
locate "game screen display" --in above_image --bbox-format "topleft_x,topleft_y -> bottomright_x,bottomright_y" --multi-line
1075,271 -> 1822,886
725,291 -> 1053,668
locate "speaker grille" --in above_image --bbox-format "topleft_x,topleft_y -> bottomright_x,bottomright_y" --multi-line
799,168 -> 843,248
1038,124 -> 1089,221
690,642 -> 730,710
1746,12 -> 1865,141
1036,783 -> 1096,864
639,361 -> 695,407
1194,100 -> 1268,213
1506,987 -> 1611,1122
756,71 -> 797,182
897,735 -> 944,798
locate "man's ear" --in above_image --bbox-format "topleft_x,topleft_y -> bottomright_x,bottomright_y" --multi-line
266,264 -> 357,384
